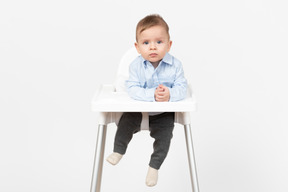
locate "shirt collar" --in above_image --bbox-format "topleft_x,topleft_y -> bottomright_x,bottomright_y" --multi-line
161,52 -> 173,65
140,52 -> 173,66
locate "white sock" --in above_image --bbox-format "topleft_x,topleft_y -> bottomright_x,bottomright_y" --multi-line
106,152 -> 123,165
146,166 -> 158,187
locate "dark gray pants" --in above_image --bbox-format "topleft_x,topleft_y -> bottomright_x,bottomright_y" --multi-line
113,112 -> 175,170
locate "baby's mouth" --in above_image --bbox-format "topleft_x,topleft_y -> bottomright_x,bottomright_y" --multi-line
149,53 -> 158,57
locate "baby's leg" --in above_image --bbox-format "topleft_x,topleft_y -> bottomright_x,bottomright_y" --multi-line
146,112 -> 174,186
106,112 -> 142,165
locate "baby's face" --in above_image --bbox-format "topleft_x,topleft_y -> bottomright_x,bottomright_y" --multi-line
135,26 -> 172,66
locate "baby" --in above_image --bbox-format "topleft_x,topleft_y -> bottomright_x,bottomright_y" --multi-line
107,14 -> 187,187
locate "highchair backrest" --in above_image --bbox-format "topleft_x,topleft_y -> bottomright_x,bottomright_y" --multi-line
114,47 -> 139,92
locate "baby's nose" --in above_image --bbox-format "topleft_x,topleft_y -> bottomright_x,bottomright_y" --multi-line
150,42 -> 156,49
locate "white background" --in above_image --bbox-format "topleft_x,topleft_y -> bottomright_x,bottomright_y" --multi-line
1,0 -> 288,192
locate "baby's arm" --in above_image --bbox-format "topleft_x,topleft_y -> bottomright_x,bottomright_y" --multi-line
126,63 -> 156,102
167,63 -> 187,102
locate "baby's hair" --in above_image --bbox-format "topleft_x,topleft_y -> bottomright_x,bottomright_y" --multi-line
136,14 -> 170,41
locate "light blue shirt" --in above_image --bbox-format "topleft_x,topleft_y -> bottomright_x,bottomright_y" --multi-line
126,52 -> 187,102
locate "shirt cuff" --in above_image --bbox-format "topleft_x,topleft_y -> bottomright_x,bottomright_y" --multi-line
145,87 -> 157,102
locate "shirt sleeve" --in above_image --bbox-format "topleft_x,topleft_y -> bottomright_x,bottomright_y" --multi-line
126,62 -> 156,102
168,62 -> 187,102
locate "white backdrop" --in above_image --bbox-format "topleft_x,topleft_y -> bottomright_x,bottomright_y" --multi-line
1,0 -> 288,192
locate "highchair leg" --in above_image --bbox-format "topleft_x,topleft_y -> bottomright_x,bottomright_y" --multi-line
184,124 -> 200,192
90,124 -> 107,192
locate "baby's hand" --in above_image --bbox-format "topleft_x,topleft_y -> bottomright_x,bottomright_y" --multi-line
154,84 -> 170,102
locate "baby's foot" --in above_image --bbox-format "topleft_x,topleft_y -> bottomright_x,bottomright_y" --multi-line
106,152 -> 123,165
146,166 -> 158,187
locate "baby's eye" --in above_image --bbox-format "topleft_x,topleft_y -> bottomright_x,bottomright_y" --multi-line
157,41 -> 162,44
143,41 -> 149,45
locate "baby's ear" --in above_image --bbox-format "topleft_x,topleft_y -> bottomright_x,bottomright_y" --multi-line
134,42 -> 141,54
168,40 -> 172,51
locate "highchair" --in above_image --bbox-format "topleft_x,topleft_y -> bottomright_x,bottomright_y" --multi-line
90,47 -> 200,192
